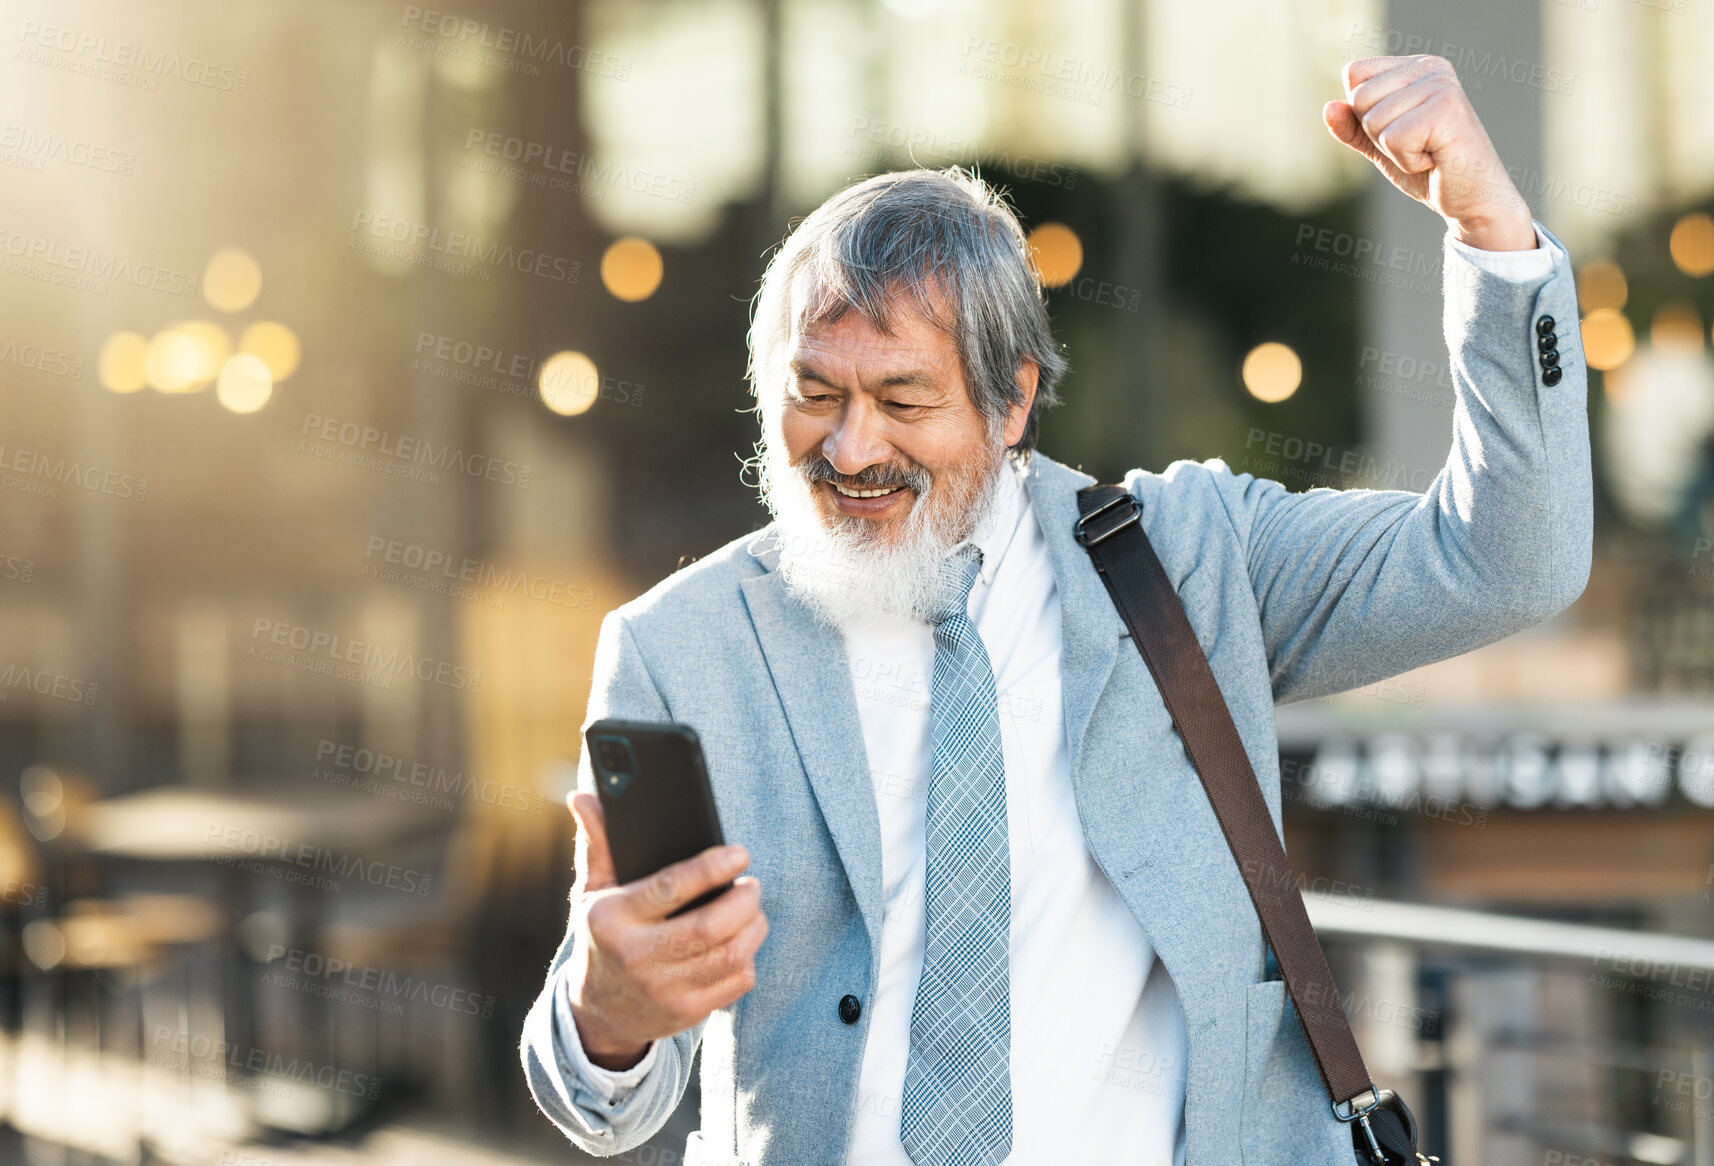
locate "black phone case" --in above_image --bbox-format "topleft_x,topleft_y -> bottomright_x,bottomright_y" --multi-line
585,718 -> 732,917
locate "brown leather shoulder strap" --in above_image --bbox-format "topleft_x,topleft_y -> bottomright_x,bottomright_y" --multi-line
1075,482 -> 1374,1107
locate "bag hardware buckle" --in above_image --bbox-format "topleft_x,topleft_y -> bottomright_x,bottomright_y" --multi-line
1332,1088 -> 1439,1165
1074,492 -> 1141,548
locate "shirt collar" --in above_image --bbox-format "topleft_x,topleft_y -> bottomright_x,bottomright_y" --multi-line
955,454 -> 1027,588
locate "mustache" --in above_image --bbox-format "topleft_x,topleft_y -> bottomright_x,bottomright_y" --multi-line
796,453 -> 931,495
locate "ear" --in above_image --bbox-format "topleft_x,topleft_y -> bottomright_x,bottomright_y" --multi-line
1002,357 -> 1040,448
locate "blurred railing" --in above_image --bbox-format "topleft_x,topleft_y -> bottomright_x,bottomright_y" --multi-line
1309,892 -> 1714,1166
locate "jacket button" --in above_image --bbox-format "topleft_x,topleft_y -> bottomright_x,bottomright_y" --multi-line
838,994 -> 862,1024
1543,366 -> 1563,386
1538,332 -> 1558,352
1539,348 -> 1560,368
1536,314 -> 1556,336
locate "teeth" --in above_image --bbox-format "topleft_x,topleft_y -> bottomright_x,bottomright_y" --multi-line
832,482 -> 904,499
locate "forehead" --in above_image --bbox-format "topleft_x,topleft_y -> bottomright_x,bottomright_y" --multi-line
791,307 -> 957,368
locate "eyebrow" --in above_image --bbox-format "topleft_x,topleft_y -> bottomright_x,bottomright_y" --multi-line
788,360 -> 939,391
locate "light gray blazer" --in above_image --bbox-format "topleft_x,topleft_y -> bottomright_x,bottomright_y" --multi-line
521,225 -> 1590,1165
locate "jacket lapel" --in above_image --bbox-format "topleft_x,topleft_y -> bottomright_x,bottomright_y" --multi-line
1020,453 -> 1122,780
733,453 -> 1214,1002
1024,453 -> 1241,1037
738,533 -> 885,949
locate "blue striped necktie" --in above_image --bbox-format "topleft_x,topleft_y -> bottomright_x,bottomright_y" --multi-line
900,545 -> 1012,1166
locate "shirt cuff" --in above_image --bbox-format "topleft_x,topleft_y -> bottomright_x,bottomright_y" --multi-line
1446,220 -> 1560,283
554,970 -> 661,1102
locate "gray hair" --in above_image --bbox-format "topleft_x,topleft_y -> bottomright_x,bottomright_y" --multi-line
746,167 -> 1068,454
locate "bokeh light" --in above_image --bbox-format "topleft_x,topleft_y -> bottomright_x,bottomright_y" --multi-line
539,350 -> 600,416
1582,309 -> 1636,371
1652,300 -> 1705,352
171,321 -> 233,388
1576,261 -> 1628,313
216,354 -> 274,414
1026,223 -> 1083,288
203,247 -> 263,313
600,237 -> 664,302
239,321 -> 302,381
1242,341 -> 1302,402
144,330 -> 202,393
97,332 -> 149,393
1669,212 -> 1714,277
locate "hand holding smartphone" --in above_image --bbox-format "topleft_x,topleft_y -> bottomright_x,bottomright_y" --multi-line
564,719 -> 768,1072
586,719 -> 733,915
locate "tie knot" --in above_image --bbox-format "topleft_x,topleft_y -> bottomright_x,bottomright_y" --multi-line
927,545 -> 983,626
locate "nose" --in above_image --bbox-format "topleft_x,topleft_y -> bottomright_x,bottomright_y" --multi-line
822,395 -> 893,478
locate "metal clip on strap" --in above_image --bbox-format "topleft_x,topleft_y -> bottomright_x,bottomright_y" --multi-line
1332,1088 -> 1387,1164
1073,490 -> 1140,547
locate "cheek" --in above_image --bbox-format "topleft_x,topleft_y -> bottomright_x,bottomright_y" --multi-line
775,408 -> 826,461
901,414 -> 988,476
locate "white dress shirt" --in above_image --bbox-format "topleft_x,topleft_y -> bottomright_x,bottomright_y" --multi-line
840,454 -> 1188,1165
557,227 -> 1559,1162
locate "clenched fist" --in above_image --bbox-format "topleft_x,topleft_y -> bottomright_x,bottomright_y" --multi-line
562,791 -> 769,1071
1324,55 -> 1537,252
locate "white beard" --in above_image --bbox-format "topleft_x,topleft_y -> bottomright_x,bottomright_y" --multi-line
754,415 -> 1005,629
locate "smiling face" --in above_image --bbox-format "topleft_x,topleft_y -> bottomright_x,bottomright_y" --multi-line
754,291 -> 1039,626
775,299 -> 1036,550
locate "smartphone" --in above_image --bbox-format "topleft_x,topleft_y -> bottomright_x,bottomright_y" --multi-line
584,718 -> 733,917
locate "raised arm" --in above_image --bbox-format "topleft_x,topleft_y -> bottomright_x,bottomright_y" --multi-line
1211,55 -> 1592,703
1212,215 -> 1589,704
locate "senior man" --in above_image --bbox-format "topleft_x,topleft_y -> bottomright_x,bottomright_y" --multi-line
522,56 -> 1590,1166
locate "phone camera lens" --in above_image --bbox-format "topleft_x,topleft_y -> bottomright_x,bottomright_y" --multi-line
594,737 -> 635,780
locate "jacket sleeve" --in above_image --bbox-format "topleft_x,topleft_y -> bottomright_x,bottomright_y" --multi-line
1206,221 -> 1592,705
519,610 -> 706,1156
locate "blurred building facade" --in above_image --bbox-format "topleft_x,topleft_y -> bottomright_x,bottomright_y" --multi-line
1,0 -> 1713,1164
